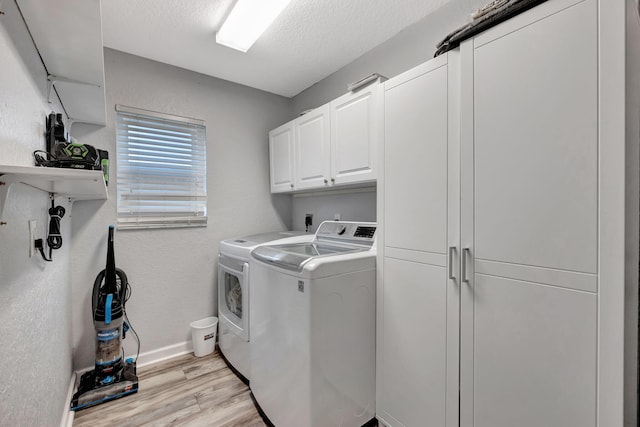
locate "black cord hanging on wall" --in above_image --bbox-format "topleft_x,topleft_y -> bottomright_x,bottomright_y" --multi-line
35,195 -> 65,262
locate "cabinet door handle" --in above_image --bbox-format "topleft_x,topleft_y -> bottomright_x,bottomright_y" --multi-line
462,247 -> 471,284
448,246 -> 456,280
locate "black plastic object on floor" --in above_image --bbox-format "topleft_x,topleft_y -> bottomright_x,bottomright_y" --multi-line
71,225 -> 139,411
434,0 -> 548,57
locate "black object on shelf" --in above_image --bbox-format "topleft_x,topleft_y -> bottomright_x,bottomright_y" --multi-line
37,113 -> 110,186
434,0 -> 548,57
45,112 -> 66,156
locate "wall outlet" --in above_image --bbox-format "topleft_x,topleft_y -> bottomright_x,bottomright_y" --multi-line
28,220 -> 37,258
334,213 -> 341,221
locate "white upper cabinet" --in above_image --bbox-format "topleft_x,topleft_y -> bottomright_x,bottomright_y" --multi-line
268,83 -> 381,193
269,122 -> 295,193
295,104 -> 331,190
330,84 -> 379,185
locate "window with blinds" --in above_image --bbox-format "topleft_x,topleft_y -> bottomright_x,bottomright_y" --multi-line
116,105 -> 207,229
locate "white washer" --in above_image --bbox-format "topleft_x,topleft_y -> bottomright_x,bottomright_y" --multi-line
217,230 -> 312,382
250,221 -> 377,427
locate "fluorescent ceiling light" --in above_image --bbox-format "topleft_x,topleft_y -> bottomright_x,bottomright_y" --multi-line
216,0 -> 293,53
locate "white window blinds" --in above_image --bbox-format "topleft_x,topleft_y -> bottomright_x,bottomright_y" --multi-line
116,105 -> 207,229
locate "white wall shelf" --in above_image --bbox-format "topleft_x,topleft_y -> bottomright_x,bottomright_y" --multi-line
0,165 -> 107,201
15,0 -> 106,126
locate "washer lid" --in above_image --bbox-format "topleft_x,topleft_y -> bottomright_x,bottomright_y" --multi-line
251,242 -> 365,272
223,231 -> 304,248
219,231 -> 307,259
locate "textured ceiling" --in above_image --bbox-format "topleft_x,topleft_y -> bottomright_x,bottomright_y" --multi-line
101,0 -> 451,97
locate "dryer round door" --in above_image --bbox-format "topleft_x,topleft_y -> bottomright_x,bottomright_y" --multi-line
218,256 -> 249,341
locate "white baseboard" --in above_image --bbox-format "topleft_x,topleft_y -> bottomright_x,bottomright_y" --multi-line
60,372 -> 77,427
75,340 -> 195,373
135,340 -> 193,368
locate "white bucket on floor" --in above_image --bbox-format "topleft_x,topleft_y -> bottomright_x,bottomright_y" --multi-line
190,316 -> 218,357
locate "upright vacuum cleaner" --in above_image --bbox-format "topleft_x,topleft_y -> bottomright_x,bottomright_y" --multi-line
71,226 -> 139,410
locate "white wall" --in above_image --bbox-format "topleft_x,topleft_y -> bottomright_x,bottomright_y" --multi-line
69,48 -> 293,369
0,1 -> 73,425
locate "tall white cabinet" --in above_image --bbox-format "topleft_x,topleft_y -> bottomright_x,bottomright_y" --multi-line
377,0 -> 639,426
460,1 -> 597,426
377,53 -> 460,427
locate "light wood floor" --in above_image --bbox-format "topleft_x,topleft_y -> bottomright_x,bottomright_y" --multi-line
73,349 -> 267,427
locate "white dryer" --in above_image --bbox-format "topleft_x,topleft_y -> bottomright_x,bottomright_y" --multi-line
249,221 -> 377,427
217,230 -> 312,382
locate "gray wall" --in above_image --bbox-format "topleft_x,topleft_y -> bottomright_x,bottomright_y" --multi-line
292,0 -> 487,114
70,48 -> 293,369
289,0 -> 487,230
0,1 -> 73,425
625,2 -> 640,426
2,0 -> 636,423
291,189 -> 376,233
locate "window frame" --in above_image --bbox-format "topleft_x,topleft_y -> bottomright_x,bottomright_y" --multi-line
115,104 -> 208,230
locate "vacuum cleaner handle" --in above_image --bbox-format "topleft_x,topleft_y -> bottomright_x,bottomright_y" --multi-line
92,268 -> 129,315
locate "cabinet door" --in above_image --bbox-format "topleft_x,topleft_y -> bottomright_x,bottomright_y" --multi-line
460,1 -> 598,426
330,84 -> 379,185
295,104 -> 331,190
269,121 -> 295,193
378,54 -> 459,427
379,258 -> 448,427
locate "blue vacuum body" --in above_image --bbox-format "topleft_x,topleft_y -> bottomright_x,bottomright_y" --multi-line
71,226 -> 139,411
